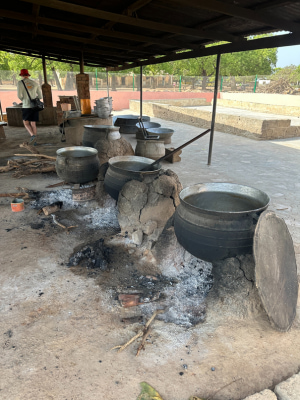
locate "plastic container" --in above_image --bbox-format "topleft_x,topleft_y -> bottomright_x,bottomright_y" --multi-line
81,99 -> 92,115
11,198 -> 25,212
61,103 -> 71,111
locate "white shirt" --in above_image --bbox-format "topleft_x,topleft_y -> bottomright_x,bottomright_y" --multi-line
17,78 -> 42,108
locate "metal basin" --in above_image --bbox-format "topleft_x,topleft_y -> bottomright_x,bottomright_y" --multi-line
104,155 -> 161,200
135,122 -> 161,140
147,127 -> 174,144
55,146 -> 100,184
174,183 -> 270,262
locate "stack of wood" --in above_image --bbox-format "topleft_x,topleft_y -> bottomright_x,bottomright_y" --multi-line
0,143 -> 56,178
257,78 -> 298,94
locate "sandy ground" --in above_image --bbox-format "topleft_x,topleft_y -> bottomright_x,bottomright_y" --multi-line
0,115 -> 300,400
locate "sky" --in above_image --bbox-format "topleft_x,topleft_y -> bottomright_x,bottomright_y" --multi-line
276,45 -> 300,68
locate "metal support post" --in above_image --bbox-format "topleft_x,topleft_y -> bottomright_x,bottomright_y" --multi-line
95,68 -> 98,90
179,75 -> 182,92
140,66 -> 143,118
106,70 -> 109,99
208,53 -> 221,166
253,74 -> 258,93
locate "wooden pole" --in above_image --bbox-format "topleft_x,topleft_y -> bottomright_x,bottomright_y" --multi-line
42,55 -> 47,84
80,52 -> 84,74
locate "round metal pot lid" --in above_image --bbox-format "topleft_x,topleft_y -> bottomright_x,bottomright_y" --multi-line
254,210 -> 298,332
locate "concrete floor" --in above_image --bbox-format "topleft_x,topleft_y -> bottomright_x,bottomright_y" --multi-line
1,112 -> 300,400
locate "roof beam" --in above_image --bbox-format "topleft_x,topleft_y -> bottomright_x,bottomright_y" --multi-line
0,22 -> 155,55
108,33 -> 300,71
0,9 -> 200,50
167,0 -> 300,34
18,0 -> 240,42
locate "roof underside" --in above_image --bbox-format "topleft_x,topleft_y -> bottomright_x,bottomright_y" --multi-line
1,0 -> 300,71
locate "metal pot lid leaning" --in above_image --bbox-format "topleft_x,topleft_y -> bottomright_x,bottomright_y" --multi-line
253,210 -> 298,332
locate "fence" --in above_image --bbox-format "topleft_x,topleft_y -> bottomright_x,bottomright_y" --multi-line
0,70 -> 298,93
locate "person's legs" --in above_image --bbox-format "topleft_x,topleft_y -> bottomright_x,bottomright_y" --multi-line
23,120 -> 35,137
30,121 -> 37,136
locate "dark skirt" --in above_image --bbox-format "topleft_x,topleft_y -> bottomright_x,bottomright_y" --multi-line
22,108 -> 39,122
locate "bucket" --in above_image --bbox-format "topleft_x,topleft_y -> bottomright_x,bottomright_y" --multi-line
61,103 -> 71,112
11,198 -> 25,212
81,99 -> 92,115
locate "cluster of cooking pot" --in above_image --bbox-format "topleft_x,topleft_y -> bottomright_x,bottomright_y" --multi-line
55,115 -> 270,263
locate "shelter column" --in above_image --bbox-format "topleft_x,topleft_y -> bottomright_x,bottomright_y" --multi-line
140,66 -> 143,118
41,55 -> 53,107
208,53 -> 221,165
76,52 -> 91,114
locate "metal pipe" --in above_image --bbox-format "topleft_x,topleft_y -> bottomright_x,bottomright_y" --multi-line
208,53 -> 221,166
140,66 -> 143,118
106,70 -> 109,99
42,55 -> 47,84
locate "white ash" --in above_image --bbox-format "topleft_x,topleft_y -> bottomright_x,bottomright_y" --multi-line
78,205 -> 119,229
30,189 -> 81,210
140,256 -> 213,328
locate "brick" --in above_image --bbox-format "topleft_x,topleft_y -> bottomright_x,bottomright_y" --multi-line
242,389 -> 277,400
275,372 -> 300,400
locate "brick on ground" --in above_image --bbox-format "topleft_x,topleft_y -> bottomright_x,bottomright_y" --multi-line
242,389 -> 277,400
275,372 -> 300,400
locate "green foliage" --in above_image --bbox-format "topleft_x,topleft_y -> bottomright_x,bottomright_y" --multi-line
273,65 -> 300,84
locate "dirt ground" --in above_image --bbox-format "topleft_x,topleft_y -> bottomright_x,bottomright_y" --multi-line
0,122 -> 300,400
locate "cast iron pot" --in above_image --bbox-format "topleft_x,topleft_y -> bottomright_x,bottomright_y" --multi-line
82,125 -> 120,147
104,155 -> 161,200
174,183 -> 269,262
56,146 -> 100,184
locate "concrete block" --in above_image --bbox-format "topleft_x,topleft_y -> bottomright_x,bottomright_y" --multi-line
275,372 -> 300,400
242,389 -> 277,399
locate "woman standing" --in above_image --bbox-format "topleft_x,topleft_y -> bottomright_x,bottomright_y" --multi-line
17,69 -> 42,145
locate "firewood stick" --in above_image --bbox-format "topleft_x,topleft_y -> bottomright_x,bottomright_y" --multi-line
14,154 -> 56,160
0,192 -> 29,198
136,327 -> 152,357
111,310 -> 164,354
20,142 -> 40,154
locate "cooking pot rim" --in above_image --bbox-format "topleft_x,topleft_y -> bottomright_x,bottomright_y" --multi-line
56,146 -> 98,157
84,125 -> 119,130
108,155 -> 161,173
179,182 -> 270,215
147,128 -> 174,134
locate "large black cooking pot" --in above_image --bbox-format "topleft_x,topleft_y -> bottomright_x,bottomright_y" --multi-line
104,155 -> 161,200
56,146 -> 100,184
174,183 -> 269,262
82,125 -> 120,148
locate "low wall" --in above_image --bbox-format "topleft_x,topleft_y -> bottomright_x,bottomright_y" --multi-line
220,92 -> 300,107
217,98 -> 300,117
130,100 -> 300,140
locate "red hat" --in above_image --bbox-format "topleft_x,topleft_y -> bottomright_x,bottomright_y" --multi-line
19,69 -> 30,76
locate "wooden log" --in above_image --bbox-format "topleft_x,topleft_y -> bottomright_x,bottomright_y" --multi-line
20,142 -> 40,154
14,154 -> 56,160
42,201 -> 63,215
0,192 -> 29,198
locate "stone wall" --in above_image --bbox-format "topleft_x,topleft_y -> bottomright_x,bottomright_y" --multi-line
130,100 -> 300,140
